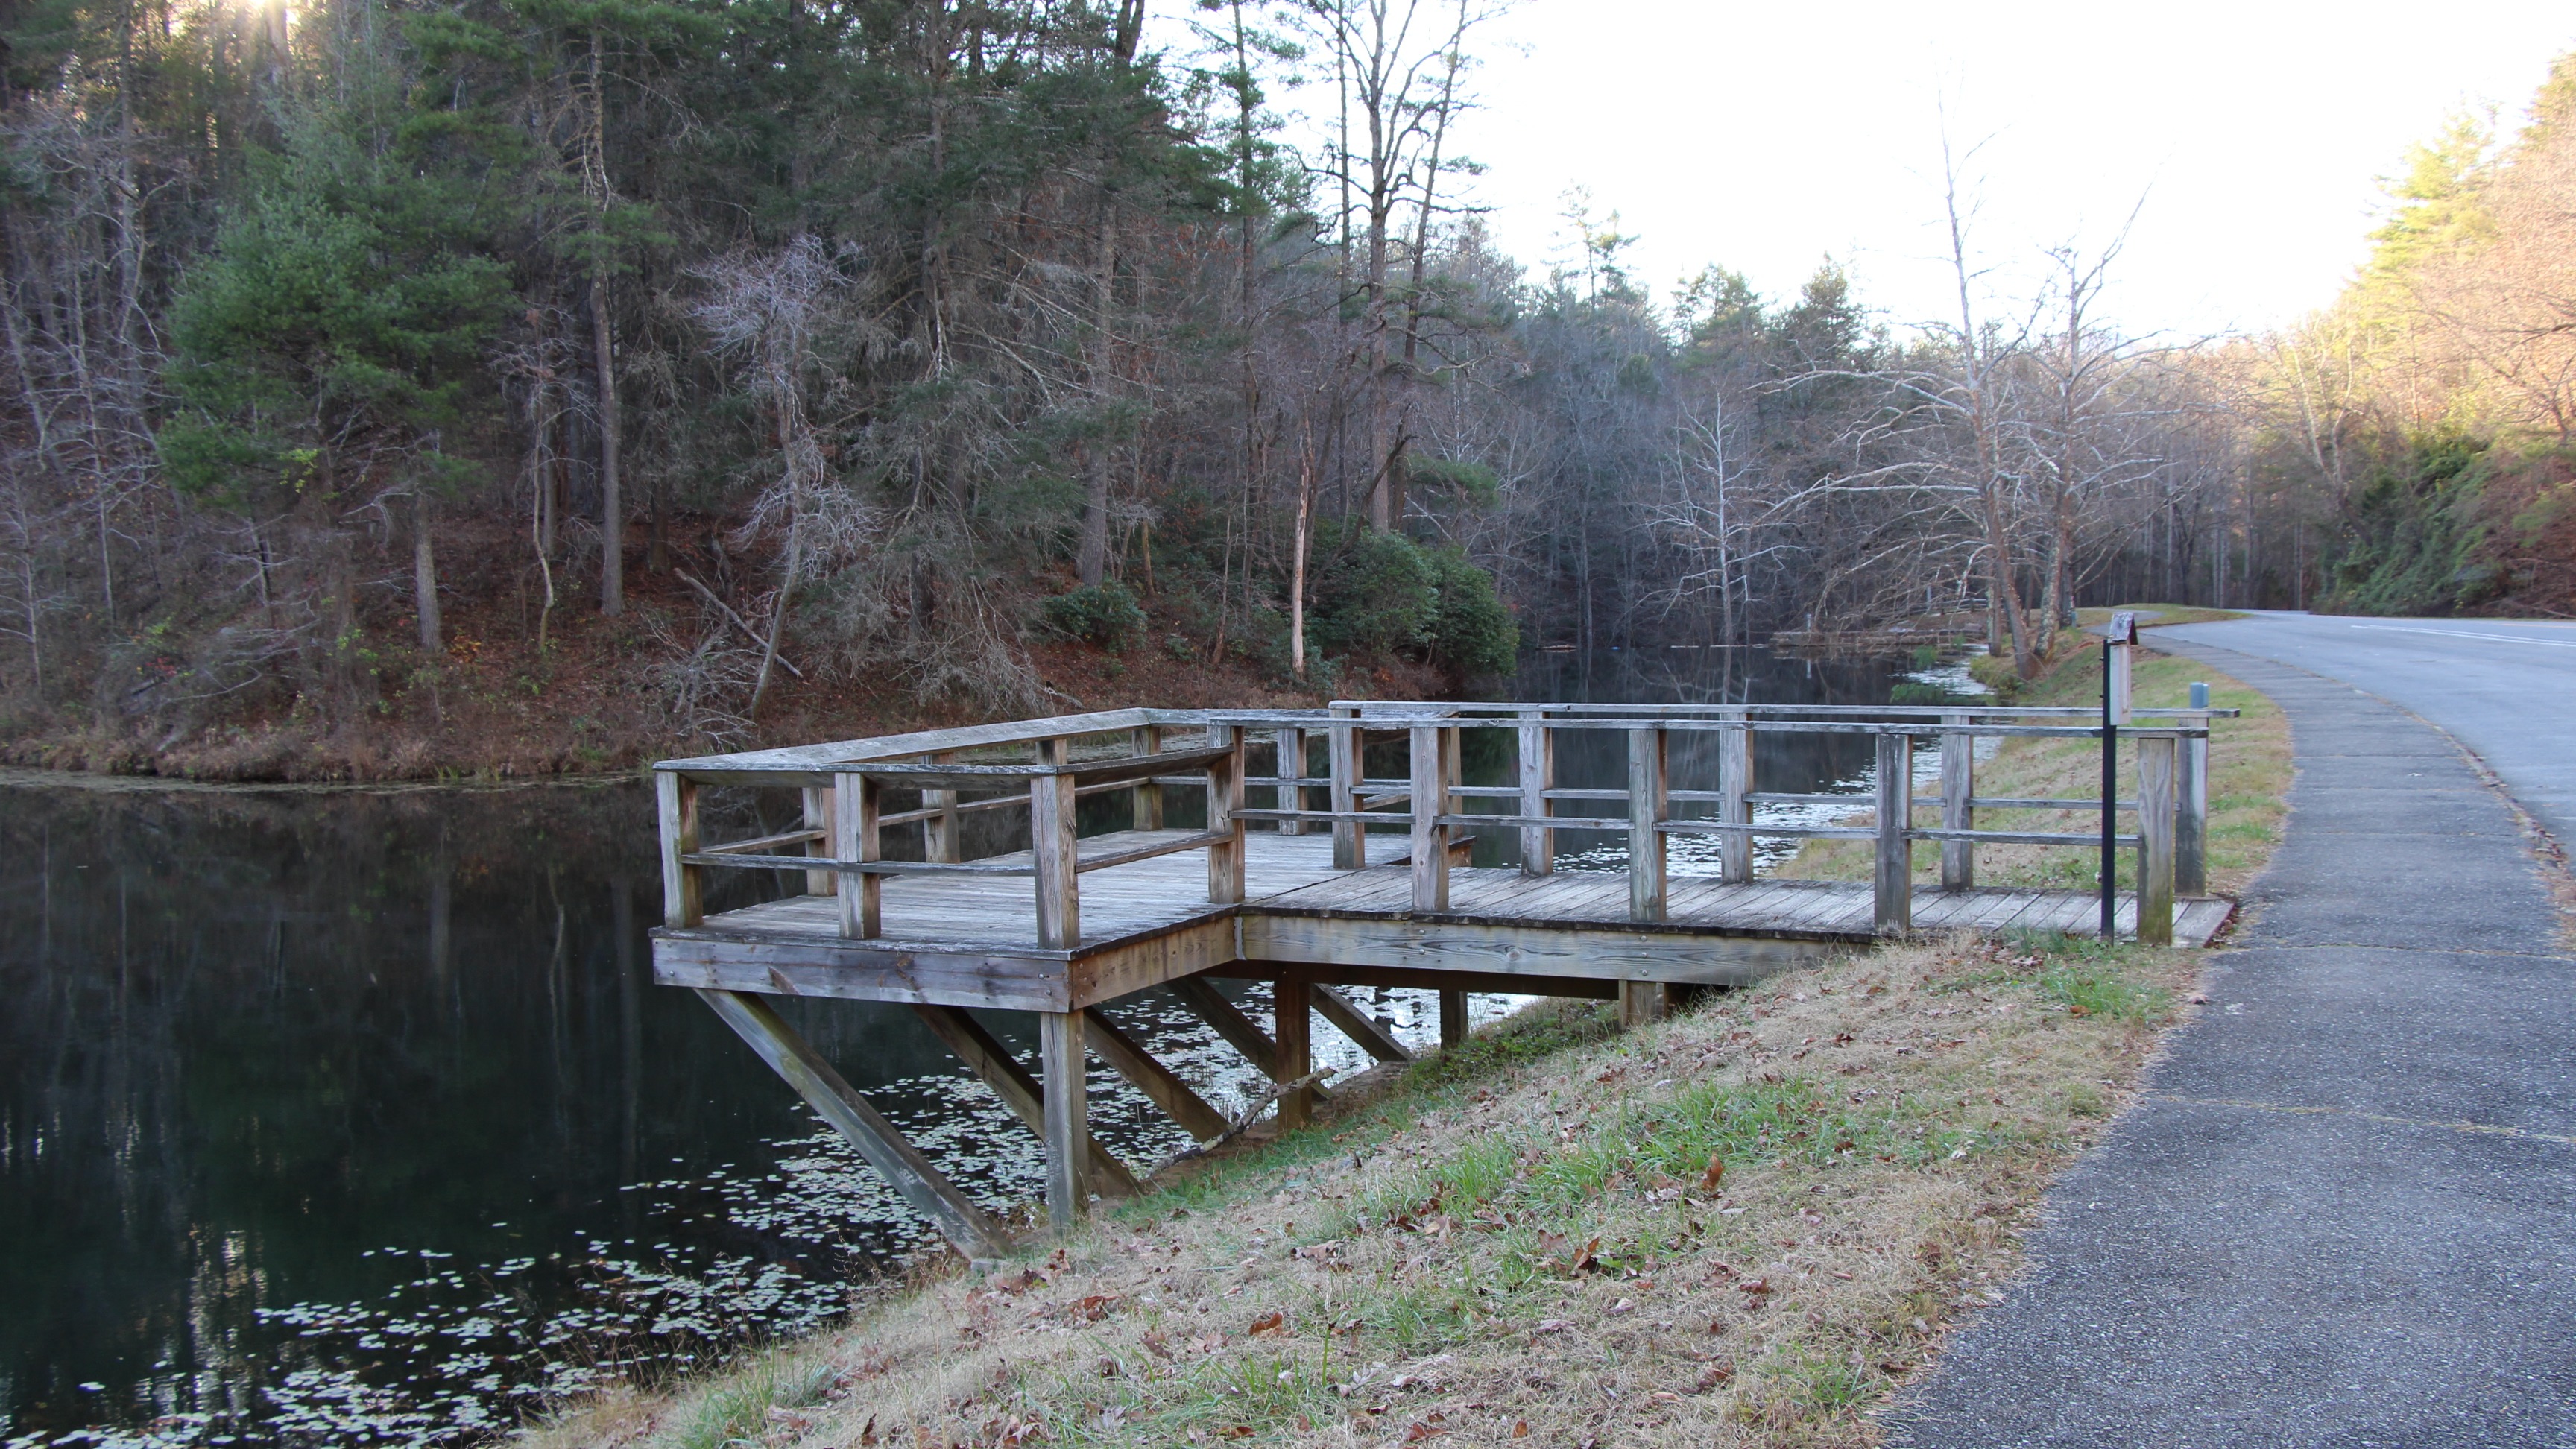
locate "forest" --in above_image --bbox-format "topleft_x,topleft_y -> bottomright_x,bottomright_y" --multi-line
4,0 -> 2574,776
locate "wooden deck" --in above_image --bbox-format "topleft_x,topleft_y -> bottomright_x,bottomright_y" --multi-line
650,687 -> 2240,1251
653,830 -> 2235,1012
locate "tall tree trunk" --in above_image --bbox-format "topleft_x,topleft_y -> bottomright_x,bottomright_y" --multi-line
588,29 -> 624,618
413,483 -> 442,653
1077,200 -> 1116,587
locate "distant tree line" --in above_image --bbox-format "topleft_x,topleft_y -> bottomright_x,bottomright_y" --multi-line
10,0 -> 2551,757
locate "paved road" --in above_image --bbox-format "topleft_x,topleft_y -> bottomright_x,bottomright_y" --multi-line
1887,613 -> 2576,1448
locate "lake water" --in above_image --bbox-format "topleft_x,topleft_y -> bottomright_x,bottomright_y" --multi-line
0,648 -> 1964,1448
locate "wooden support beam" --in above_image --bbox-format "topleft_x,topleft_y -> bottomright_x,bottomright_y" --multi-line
1131,726 -> 1164,832
1410,725 -> 1451,912
695,988 -> 1008,1259
1274,970 -> 1314,1129
2176,729 -> 2208,897
924,750 -> 962,864
1031,738 -> 1079,950
1439,988 -> 1468,1047
1719,722 -> 1753,886
1619,980 -> 1670,1028
1517,710 -> 1554,876
1038,1010 -> 1091,1231
1310,983 -> 1415,1064
657,773 -> 703,927
801,786 -> 837,897
1167,975 -> 1284,1078
1330,704 -> 1366,871
1275,725 -> 1306,836
1081,1010 -> 1231,1142
1629,726 -> 1668,923
1874,732 -> 1913,934
2138,734 -> 2177,947
1207,723 -> 1246,905
909,1006 -> 1139,1196
1939,711 -> 1974,892
833,771 -> 880,939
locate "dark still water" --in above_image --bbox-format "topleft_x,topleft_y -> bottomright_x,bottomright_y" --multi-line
1,648 -> 1959,1448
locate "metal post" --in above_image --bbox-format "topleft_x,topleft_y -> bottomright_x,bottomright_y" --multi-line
2100,643 -> 2117,938
2179,683 -> 2209,896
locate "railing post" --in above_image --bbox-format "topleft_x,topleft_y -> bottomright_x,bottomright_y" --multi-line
1038,1008 -> 1091,1229
2177,724 -> 2208,897
1031,737 -> 1080,950
2138,734 -> 2177,946
1207,722 -> 1246,904
656,771 -> 702,928
1330,704 -> 1365,871
1275,724 -> 1304,836
924,750 -> 962,863
1873,731 -> 1913,933
1517,709 -> 1554,877
1719,716 -> 1753,886
1409,724 -> 1450,912
1275,969 -> 1314,1128
1130,727 -> 1164,833
1628,725 -> 1667,923
801,785 -> 838,897
833,771 -> 881,938
1939,711 -> 1974,891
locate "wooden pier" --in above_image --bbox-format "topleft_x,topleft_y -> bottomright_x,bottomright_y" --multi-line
652,694 -> 2235,1257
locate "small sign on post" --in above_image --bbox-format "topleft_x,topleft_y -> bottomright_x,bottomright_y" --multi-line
2105,610 -> 2138,725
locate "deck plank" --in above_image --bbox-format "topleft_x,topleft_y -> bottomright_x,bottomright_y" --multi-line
662,832 -> 2224,1008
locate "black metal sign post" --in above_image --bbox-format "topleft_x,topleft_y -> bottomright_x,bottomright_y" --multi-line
2100,611 -> 2136,938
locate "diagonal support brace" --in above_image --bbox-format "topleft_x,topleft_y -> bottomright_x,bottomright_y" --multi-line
695,988 -> 1010,1260
909,1005 -> 1142,1197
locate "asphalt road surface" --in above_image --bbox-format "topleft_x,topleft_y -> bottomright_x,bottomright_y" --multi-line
1887,612 -> 2576,1448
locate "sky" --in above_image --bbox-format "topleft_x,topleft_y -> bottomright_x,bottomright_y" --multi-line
1158,1 -> 2576,341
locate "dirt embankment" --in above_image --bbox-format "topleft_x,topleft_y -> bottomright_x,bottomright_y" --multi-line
0,514 -> 1425,783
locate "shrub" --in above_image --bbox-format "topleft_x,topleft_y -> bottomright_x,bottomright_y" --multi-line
1036,580 -> 1145,651
1889,681 -> 1965,707
1307,522 -> 1519,681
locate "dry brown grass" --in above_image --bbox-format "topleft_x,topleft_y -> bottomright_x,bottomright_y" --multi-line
522,929 -> 2217,1449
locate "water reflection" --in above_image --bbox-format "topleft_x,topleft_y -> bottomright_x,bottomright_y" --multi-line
1,647 -> 1951,1446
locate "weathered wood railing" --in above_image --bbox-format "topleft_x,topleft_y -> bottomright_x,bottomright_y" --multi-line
655,697 -> 2229,950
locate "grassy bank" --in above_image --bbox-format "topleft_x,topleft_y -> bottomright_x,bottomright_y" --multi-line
528,935 -> 2210,1449
1787,641 -> 2289,897
517,642 -> 2290,1449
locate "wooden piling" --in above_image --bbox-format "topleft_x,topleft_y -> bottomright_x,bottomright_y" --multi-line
1274,972 -> 1313,1129
656,772 -> 701,928
2138,734 -> 2177,946
1329,704 -> 1365,871
1031,738 -> 1079,950
1207,723 -> 1246,905
833,771 -> 880,939
1038,1009 -> 1091,1230
911,1005 -> 1138,1195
